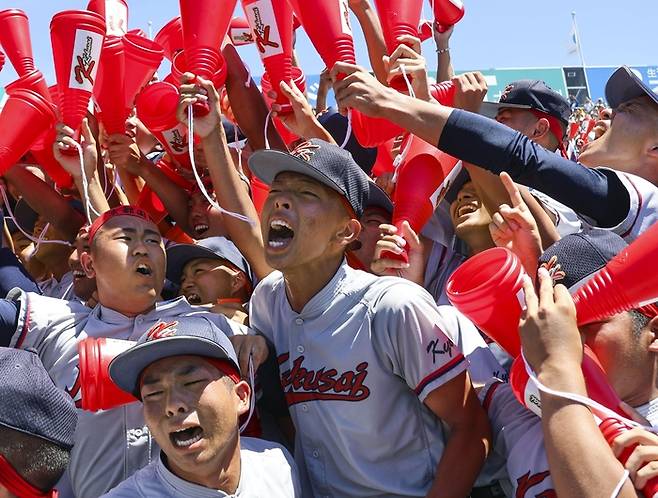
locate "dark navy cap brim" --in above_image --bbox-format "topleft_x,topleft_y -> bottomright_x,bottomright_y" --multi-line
480,101 -> 533,120
606,66 -> 658,109
166,244 -> 228,283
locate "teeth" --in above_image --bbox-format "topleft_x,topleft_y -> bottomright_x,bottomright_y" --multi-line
73,270 -> 86,278
268,240 -> 286,248
174,433 -> 202,447
270,219 -> 292,230
194,224 -> 209,233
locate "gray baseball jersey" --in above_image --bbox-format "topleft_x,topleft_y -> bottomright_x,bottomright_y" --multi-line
6,289 -> 246,498
101,437 -> 301,497
39,271 -> 76,300
249,261 -> 469,498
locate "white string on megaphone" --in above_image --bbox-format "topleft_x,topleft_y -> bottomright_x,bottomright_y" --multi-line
391,63 -> 416,184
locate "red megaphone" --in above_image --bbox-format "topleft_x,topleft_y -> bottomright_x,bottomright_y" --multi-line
137,185 -> 169,223
447,247 -> 527,357
51,10 -> 106,135
242,0 -> 294,113
250,176 -> 270,216
574,221 -> 658,326
154,17 -> 184,62
136,81 -> 192,170
0,50 -> 5,73
0,89 -> 58,176
373,0 -> 422,90
5,69 -> 53,106
229,17 -> 254,46
418,20 -> 432,41
87,0 -> 129,36
261,66 -> 306,145
0,9 -> 35,76
179,0 -> 236,80
432,0 -> 465,33
371,139 -> 397,177
122,32 -> 165,108
510,345 -> 629,419
430,80 -> 456,104
78,337 -> 137,412
288,0 -> 356,68
171,50 -> 228,91
380,135 -> 460,263
94,35 -> 127,135
599,418 -> 658,498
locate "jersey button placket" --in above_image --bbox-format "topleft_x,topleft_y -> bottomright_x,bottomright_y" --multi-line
294,317 -> 304,354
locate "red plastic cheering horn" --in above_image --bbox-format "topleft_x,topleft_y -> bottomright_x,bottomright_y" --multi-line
447,247 -> 527,357
0,50 -> 5,73
0,89 -> 58,176
0,9 -> 35,76
51,10 -> 106,135
154,17 -> 184,62
94,35 -> 127,135
78,337 -> 137,412
573,220 -> 658,326
381,135 -> 460,263
229,17 -> 254,46
136,81 -> 193,170
122,32 -> 165,107
431,0 -> 465,33
510,345 -> 629,419
261,65 -> 306,145
373,0 -> 423,90
87,0 -> 128,36
242,0 -> 294,113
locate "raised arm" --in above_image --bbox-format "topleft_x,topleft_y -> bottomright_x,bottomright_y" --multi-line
349,0 -> 388,83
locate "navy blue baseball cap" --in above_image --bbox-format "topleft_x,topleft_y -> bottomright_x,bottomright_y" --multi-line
0,348 -> 77,450
166,236 -> 253,285
481,80 -> 571,127
248,138 -> 370,218
109,316 -> 241,398
606,66 -> 658,109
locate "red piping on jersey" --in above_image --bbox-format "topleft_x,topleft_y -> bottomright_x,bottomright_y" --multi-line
620,174 -> 642,240
15,297 -> 30,349
414,353 -> 465,395
482,380 -> 504,412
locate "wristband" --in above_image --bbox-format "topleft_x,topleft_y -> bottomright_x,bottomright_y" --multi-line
436,47 -> 450,55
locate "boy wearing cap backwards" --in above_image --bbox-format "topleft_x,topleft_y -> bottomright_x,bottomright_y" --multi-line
0,205 -> 247,498
0,347 -> 77,498
333,64 -> 658,243
101,316 -> 300,497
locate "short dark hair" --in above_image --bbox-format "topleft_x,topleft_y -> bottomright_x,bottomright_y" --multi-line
0,425 -> 71,493
629,310 -> 652,339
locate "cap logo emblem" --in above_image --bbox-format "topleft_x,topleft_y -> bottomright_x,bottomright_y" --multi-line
500,84 -> 515,101
540,255 -> 566,284
291,141 -> 320,162
146,321 -> 179,341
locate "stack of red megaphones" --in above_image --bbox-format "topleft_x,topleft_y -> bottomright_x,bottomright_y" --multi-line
0,9 -> 64,186
445,223 -> 658,498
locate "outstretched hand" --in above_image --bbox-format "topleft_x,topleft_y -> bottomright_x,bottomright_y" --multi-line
332,62 -> 398,118
370,221 -> 425,284
177,73 -> 222,139
383,35 -> 431,101
53,118 -> 98,181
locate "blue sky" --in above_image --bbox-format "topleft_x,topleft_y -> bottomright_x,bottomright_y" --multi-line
0,0 -> 656,87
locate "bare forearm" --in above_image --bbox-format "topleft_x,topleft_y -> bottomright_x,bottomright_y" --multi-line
202,128 -> 273,280
74,173 -> 110,221
539,366 -> 636,498
351,0 -> 388,83
223,44 -> 287,152
4,167 -> 84,239
436,49 -> 454,83
520,188 -> 561,250
428,414 -> 490,498
116,167 -> 143,205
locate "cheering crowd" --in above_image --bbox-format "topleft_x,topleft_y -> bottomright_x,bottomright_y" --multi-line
1,0 -> 658,497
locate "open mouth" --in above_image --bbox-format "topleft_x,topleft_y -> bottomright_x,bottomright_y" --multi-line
267,219 -> 295,250
72,269 -> 86,280
194,224 -> 209,237
457,203 -> 478,218
169,426 -> 204,449
186,292 -> 202,305
135,263 -> 153,276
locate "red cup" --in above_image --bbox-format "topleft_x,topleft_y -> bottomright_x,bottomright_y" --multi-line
510,345 -> 629,419
127,28 -> 146,38
250,176 -> 270,216
122,32 -> 165,108
87,0 -> 128,36
137,185 -> 168,223
229,17 -> 254,46
418,20 -> 432,42
371,139 -> 398,177
574,221 -> 658,325
351,110 -> 406,148
5,69 -> 53,106
373,0 -> 423,90
432,0 -> 465,33
50,10 -> 106,134
261,66 -> 306,145
179,0 -> 236,79
382,135 -> 460,263
447,247 -> 527,357
600,418 -> 658,498
0,50 -> 5,73
78,337 -> 137,412
242,0 -> 294,113
430,80 -> 456,105
289,0 -> 356,70
171,49 -> 228,89
135,81 -> 193,170
94,35 -> 127,135
154,17 -> 184,61
0,89 -> 58,175
0,9 -> 35,76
